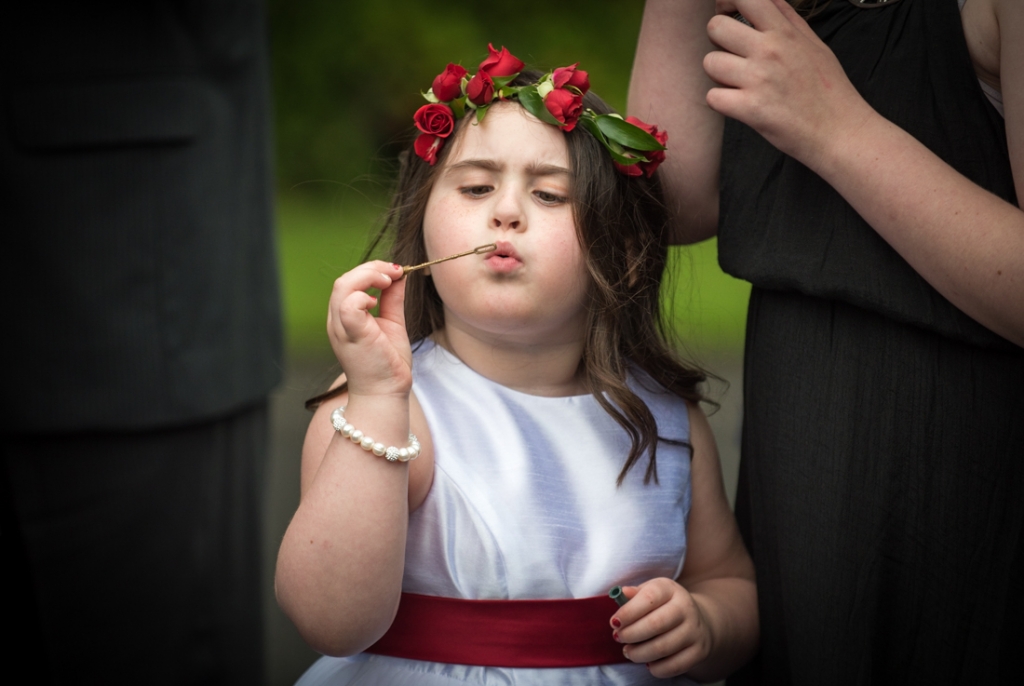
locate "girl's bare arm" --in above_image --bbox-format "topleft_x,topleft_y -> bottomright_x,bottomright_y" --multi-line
274,261 -> 434,656
674,402 -> 758,681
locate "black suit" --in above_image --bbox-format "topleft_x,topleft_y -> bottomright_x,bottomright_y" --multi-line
1,2 -> 281,682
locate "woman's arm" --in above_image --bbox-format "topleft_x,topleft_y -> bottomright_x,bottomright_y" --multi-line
611,403 -> 758,681
628,0 -> 723,245
705,0 -> 1024,346
274,261 -> 434,656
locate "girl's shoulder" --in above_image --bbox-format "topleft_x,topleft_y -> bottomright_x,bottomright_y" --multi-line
626,364 -> 693,444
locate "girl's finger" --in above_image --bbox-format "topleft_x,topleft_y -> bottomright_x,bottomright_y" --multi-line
609,585 -> 644,629
332,263 -> 395,301
333,291 -> 381,341
645,641 -> 707,679
622,619 -> 694,663
610,582 -> 674,630
616,596 -> 687,644
376,265 -> 408,329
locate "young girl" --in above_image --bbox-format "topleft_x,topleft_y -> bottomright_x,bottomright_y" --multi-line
275,45 -> 758,685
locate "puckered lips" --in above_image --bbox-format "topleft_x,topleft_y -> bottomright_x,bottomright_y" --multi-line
484,240 -> 522,273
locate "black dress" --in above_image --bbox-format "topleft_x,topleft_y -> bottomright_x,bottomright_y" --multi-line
718,1 -> 1024,683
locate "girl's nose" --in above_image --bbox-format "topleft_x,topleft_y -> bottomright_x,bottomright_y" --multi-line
492,216 -> 520,230
491,188 -> 523,231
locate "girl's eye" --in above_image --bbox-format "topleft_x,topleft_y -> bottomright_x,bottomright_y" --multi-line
534,190 -> 567,205
460,185 -> 492,197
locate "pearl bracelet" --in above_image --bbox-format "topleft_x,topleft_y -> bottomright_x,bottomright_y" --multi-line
330,406 -> 420,463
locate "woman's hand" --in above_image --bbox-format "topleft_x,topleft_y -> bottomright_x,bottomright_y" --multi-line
327,260 -> 412,399
611,579 -> 713,678
704,0 -> 873,168
703,0 -> 1024,346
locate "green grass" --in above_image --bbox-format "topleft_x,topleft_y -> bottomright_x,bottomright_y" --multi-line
276,192 -> 750,358
275,192 -> 384,357
663,241 -> 751,359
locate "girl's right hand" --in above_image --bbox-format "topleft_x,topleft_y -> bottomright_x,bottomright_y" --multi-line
327,260 -> 412,399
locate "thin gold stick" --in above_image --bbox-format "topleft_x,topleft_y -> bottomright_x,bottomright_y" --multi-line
402,243 -> 496,275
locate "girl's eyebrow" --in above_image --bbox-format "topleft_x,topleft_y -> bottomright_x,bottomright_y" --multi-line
445,159 -> 571,178
526,162 -> 572,178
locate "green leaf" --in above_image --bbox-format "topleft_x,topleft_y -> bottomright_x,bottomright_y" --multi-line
450,97 -> 466,119
595,115 -> 665,151
605,138 -> 626,155
517,87 -> 564,127
578,116 -> 609,145
607,148 -> 649,166
580,115 -> 650,164
491,74 -> 519,90
476,104 -> 489,123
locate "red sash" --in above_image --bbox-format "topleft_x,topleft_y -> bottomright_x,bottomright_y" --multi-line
366,592 -> 628,668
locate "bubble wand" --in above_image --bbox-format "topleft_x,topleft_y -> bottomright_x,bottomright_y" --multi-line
401,243 -> 496,276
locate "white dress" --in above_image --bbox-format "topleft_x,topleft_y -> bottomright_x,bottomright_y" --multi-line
298,339 -> 697,685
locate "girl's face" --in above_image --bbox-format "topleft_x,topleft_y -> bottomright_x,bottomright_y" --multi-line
422,103 -> 590,346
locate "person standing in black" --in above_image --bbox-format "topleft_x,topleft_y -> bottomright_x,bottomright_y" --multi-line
630,0 -> 1023,683
1,2 -> 282,683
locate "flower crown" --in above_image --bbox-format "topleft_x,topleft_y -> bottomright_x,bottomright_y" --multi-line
413,44 -> 667,178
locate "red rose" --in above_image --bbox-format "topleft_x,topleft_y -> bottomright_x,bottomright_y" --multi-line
637,148 -> 667,177
478,43 -> 524,78
431,63 -> 467,102
613,116 -> 669,177
414,133 -> 443,165
552,63 -> 590,94
543,88 -> 584,131
624,116 -> 668,145
466,70 -> 495,106
413,103 -> 455,138
612,156 -> 644,177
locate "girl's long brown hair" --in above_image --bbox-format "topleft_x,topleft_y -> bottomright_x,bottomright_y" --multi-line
310,72 -> 707,484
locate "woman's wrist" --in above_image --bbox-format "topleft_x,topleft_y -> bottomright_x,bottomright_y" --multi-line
795,91 -> 883,184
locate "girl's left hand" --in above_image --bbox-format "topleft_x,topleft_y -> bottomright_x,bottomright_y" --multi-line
704,0 -> 873,170
611,578 -> 713,678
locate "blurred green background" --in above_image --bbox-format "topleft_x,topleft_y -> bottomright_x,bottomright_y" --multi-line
269,0 -> 751,360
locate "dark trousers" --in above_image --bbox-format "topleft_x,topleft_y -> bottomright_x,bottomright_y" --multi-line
2,402 -> 268,685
